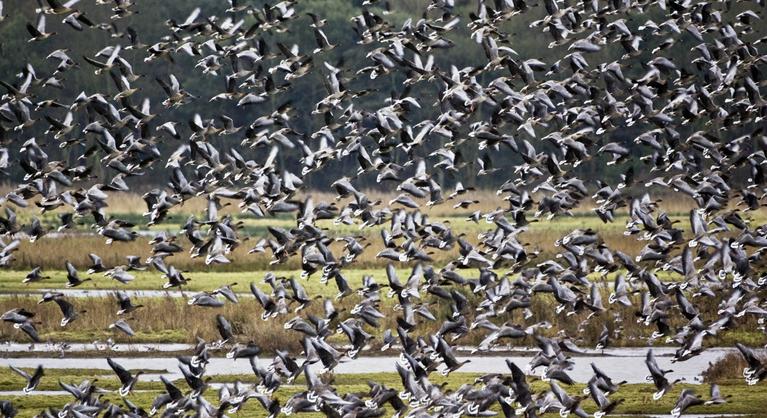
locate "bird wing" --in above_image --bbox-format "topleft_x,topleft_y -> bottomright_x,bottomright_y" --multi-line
155,77 -> 173,97
9,365 -> 30,379
31,365 -> 44,381
216,314 -> 234,340
169,74 -> 181,93
20,322 -> 40,342
181,7 -> 201,26
54,298 -> 75,317
106,44 -> 121,66
113,319 -> 135,336
115,290 -> 130,304
107,358 -> 133,385
65,261 -> 77,278
710,383 -> 721,399
36,13 -> 46,33
588,381 -> 609,408
250,283 -> 270,308
161,376 -> 183,399
27,21 -> 41,38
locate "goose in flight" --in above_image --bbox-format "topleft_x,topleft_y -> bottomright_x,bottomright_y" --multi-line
107,358 -> 142,396
9,365 -> 44,393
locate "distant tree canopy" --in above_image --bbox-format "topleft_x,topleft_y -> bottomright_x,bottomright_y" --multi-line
0,0 -> 761,193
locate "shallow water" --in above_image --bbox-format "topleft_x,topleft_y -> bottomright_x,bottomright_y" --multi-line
0,348 -> 735,384
0,342 -> 717,356
22,231 -> 160,240
0,390 -> 74,396
0,288 -> 243,299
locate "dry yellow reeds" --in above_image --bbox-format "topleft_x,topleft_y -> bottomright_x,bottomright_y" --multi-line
1,288 -> 759,352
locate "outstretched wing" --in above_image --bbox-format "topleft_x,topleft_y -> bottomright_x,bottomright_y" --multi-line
107,358 -> 133,385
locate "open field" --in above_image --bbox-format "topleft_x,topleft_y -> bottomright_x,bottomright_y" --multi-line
0,369 -> 764,418
0,268 -> 393,293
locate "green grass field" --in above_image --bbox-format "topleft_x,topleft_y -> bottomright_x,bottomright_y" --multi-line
0,369 -> 764,418
0,268 -> 400,293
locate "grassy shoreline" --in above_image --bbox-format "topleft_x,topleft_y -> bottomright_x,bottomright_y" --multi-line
0,370 -> 764,417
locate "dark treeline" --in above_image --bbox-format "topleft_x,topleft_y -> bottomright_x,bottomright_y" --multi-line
0,0 -> 760,193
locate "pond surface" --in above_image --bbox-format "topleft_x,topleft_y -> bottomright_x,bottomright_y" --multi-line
0,347 -> 736,384
1,288 -> 230,299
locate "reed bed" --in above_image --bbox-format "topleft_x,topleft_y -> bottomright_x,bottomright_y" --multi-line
1,185 -> 730,227
1,285 -> 762,351
6,207 -> 767,271
702,351 -> 767,383
3,182 -> 707,212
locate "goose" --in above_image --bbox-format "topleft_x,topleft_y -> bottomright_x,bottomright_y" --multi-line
156,376 -> 184,413
215,314 -> 235,347
1,308 -> 35,326
337,319 -> 372,359
3,308 -> 42,342
227,341 -> 262,360
0,401 -> 16,418
42,0 -> 81,15
736,343 -> 767,385
108,319 -> 135,336
62,12 -> 94,32
670,389 -> 704,418
65,261 -> 91,287
125,255 -> 147,271
188,292 -> 225,308
23,266 -> 49,284
86,253 -> 107,274
115,290 -> 143,315
83,45 -> 122,75
9,365 -> 44,393
53,297 -> 81,326
586,363 -> 626,395
26,13 -> 56,42
251,283 -> 281,319
588,380 -> 623,418
105,267 -> 134,284
107,358 -> 142,396
705,383 -> 730,405
549,381 -> 587,417
645,349 -> 680,399
434,336 -> 470,375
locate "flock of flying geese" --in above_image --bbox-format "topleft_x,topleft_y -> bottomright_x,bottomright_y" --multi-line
1,0 -> 767,416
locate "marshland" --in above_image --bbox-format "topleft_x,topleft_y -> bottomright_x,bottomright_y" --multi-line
1,0 -> 767,417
